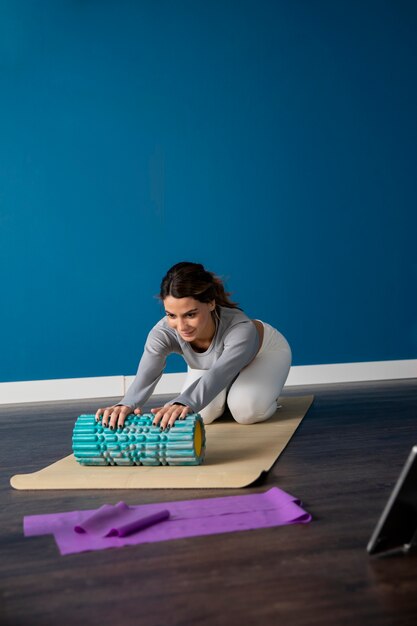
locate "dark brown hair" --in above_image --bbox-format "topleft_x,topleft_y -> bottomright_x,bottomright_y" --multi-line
160,262 -> 240,310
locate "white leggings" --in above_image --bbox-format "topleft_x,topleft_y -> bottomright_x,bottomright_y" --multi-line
180,322 -> 292,425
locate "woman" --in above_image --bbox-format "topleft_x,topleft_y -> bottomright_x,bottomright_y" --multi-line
96,261 -> 292,431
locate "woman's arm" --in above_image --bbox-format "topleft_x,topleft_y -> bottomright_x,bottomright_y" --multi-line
96,324 -> 179,429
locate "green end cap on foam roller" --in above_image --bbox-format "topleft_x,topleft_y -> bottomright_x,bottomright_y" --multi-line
72,413 -> 206,466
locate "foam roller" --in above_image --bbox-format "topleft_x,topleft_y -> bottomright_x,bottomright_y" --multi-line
72,413 -> 206,466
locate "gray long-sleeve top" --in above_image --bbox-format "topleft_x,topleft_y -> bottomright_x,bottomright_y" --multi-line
120,306 -> 260,412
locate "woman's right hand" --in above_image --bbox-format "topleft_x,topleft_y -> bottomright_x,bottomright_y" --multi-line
95,404 -> 141,430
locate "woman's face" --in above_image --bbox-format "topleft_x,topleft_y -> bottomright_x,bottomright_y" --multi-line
163,296 -> 216,343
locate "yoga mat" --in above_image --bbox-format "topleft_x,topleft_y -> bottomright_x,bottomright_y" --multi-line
11,395 -> 313,490
23,487 -> 312,555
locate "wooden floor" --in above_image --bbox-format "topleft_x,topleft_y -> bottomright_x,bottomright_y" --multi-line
1,379 -> 417,626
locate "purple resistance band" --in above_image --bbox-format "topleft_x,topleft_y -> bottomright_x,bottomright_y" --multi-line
73,502 -> 170,537
24,487 -> 312,555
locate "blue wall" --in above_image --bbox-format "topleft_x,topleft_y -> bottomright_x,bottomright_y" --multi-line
1,0 -> 416,383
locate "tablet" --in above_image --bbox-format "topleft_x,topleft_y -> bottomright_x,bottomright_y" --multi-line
367,445 -> 417,556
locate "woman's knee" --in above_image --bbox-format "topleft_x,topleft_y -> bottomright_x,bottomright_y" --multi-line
227,396 -> 277,425
200,404 -> 224,424
199,390 -> 227,424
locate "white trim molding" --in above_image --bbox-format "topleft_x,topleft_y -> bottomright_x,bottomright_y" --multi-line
285,359 -> 417,386
0,376 -> 123,405
0,359 -> 416,405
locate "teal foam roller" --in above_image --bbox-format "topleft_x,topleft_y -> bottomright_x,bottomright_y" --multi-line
72,413 -> 206,466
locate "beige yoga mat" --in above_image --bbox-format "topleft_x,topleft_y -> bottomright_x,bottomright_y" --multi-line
10,395 -> 313,490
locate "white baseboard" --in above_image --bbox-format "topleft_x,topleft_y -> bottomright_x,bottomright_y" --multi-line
0,373 -> 188,405
0,376 -> 124,405
0,359 -> 415,405
285,359 -> 417,386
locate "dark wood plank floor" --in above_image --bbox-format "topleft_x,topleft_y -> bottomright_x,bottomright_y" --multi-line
1,379 -> 417,626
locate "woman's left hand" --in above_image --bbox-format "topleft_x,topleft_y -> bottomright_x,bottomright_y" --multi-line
151,403 -> 191,430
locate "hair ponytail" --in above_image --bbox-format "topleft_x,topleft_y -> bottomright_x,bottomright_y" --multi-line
159,261 -> 240,310
210,273 -> 240,309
